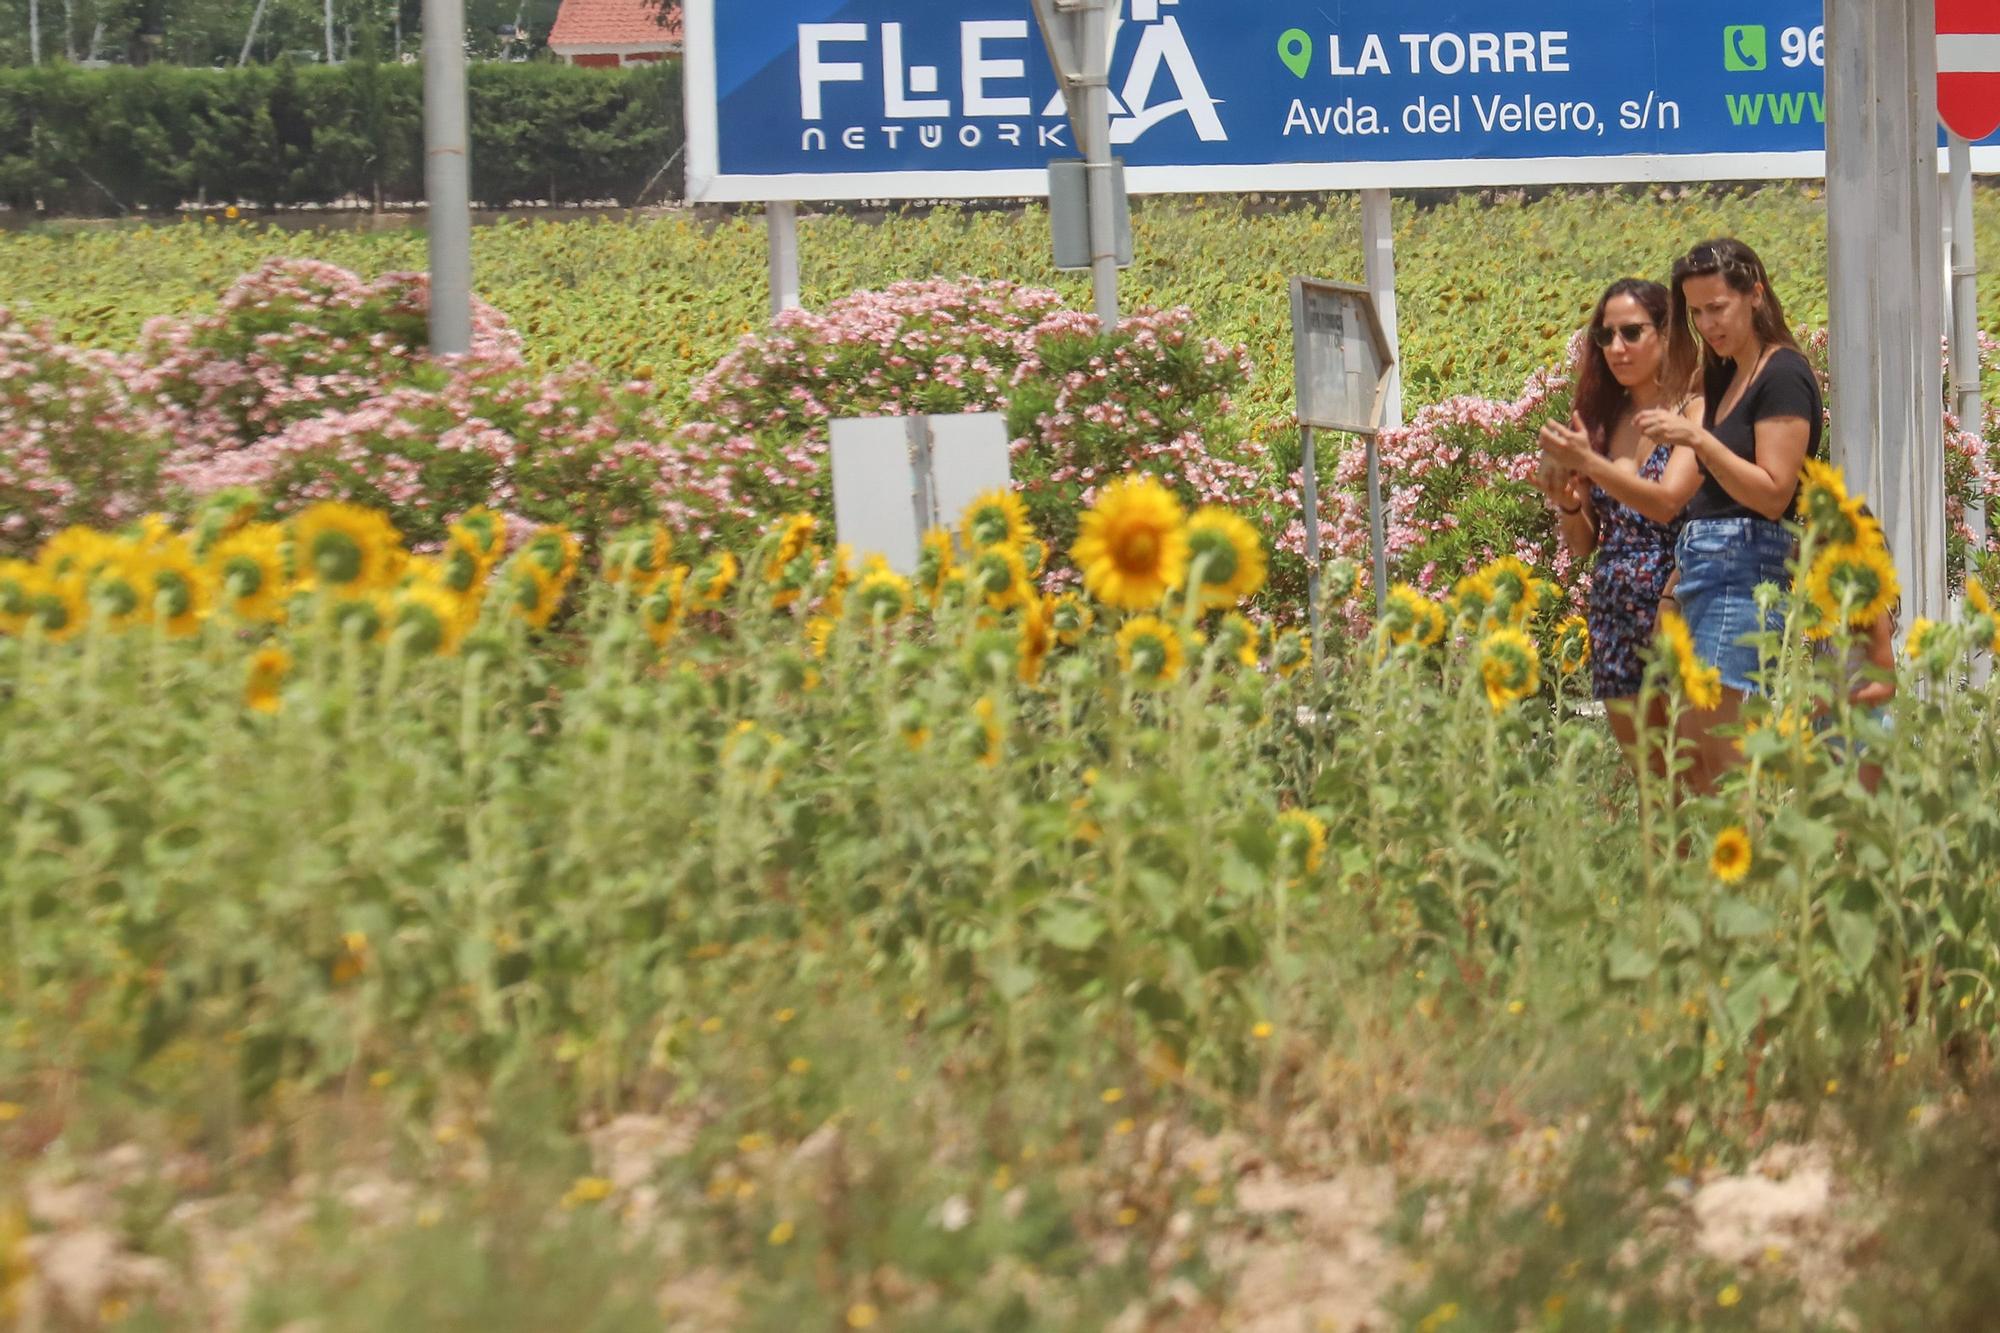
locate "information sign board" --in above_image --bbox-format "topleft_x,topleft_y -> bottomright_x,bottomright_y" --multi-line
686,0 -> 2000,202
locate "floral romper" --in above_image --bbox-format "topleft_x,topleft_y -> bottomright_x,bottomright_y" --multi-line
1588,442 -> 1678,701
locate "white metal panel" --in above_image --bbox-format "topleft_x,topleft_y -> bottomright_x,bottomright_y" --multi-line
927,413 -> 1015,539
830,416 -> 926,575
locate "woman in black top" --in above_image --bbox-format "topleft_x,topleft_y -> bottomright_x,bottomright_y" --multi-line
1632,238 -> 1821,794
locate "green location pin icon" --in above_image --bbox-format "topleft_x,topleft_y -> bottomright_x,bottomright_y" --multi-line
1278,28 -> 1313,79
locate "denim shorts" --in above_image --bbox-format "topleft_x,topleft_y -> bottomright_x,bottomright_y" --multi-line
1673,517 -> 1795,695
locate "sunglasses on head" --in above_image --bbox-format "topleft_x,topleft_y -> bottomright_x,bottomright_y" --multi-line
1590,322 -> 1655,348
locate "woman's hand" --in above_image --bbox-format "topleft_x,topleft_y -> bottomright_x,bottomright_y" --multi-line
1634,407 -> 1703,451
1537,413 -> 1595,474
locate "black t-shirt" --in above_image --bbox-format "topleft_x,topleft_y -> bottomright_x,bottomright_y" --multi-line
1684,346 -> 1823,523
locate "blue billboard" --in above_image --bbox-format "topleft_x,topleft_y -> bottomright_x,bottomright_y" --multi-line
683,1 -> 2000,201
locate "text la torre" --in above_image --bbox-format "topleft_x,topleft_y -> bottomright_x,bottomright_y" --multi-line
797,0 -> 1226,154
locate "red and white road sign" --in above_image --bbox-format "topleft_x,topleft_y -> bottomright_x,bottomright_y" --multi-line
1938,0 -> 2000,142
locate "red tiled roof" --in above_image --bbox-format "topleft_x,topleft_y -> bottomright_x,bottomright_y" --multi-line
548,0 -> 680,50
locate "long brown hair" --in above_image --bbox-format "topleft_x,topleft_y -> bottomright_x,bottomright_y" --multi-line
1665,237 -> 1798,395
1571,278 -> 1670,452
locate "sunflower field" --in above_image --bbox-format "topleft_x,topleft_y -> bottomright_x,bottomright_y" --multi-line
9,188 -> 2000,1328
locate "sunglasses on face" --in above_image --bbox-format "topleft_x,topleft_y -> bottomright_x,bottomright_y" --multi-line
1590,322 -> 1655,348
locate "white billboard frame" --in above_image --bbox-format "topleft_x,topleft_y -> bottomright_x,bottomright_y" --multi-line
680,0 -> 1999,204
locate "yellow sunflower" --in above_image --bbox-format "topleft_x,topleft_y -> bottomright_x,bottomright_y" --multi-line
1802,540 -> 1898,640
688,552 -> 739,612
917,527 -> 959,598
603,523 -> 674,588
1796,459 -> 1877,546
1115,614 -> 1187,689
1903,616 -> 1945,671
1481,556 -> 1542,625
1276,809 -> 1329,877
852,568 -> 913,623
329,591 -> 389,643
449,506 -> 508,569
1184,506 -> 1268,610
24,572 -> 87,642
1448,571 -> 1495,629
1381,583 -> 1446,649
86,542 -> 156,632
960,489 -> 1031,551
973,695 -> 1003,768
209,523 -> 290,622
1709,826 -> 1752,883
970,544 -> 1032,611
640,567 -> 687,647
1018,595 -> 1056,684
35,525 -> 115,579
1212,612 -> 1260,668
1050,591 -> 1095,645
146,539 -> 212,637
391,584 -> 469,656
1553,616 -> 1590,677
804,614 -> 837,660
1656,611 -> 1722,710
0,559 -> 34,635
1071,475 -> 1190,611
1271,627 -> 1310,677
1968,577 -> 2000,655
244,645 -> 293,714
503,560 -> 562,630
1477,626 -> 1542,712
523,525 -> 582,587
292,502 -> 402,592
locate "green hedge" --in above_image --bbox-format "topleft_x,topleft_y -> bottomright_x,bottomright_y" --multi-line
0,60 -> 682,215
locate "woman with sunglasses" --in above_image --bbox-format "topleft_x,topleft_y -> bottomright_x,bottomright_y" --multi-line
1536,279 -> 1704,774
1631,238 -> 1820,793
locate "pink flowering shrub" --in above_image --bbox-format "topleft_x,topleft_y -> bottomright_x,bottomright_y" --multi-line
134,259 -> 523,455
668,279 -> 1271,557
0,309 -> 170,556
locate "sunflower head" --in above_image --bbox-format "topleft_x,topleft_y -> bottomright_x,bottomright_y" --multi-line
1552,616 -> 1590,677
604,524 -> 674,588
22,571 -> 86,642
1116,614 -> 1187,690
86,542 -> 156,632
37,525 -> 115,580
1381,584 -> 1446,649
1655,610 -> 1722,710
1183,506 -> 1267,610
1480,556 -> 1540,625
392,584 -> 469,656
1210,612 -> 1259,668
971,696 -> 1004,768
1272,627 -> 1310,678
189,488 -> 264,556
504,560 -> 562,630
244,645 -> 293,714
1448,571 -> 1495,629
853,568 -> 913,623
523,526 -> 582,587
1709,825 -> 1752,883
1050,592 -> 1094,645
917,528 -> 958,596
1903,616 -> 1955,676
1797,460 -> 1875,545
293,502 -> 402,593
970,545 -> 1031,610
0,559 -> 34,635
1322,558 -> 1361,604
450,507 -> 508,568
147,540 -> 212,637
960,489 -> 1031,551
1276,809 -> 1329,877
210,523 -> 290,622
329,592 -> 389,643
688,552 -> 739,612
1071,475 -> 1190,611
640,567 -> 688,647
1017,595 -> 1056,684
1478,626 -> 1542,712
963,626 -> 1020,686
1802,540 -> 1898,639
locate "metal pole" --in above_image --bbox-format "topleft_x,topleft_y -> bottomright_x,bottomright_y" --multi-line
767,201 -> 801,317
1300,426 -> 1322,675
1948,133 -> 1985,548
1359,189 -> 1403,429
1365,432 -> 1388,609
238,0 -> 269,65
422,0 -> 473,355
1825,0 -> 1947,628
1081,0 -> 1119,327
28,0 -> 39,64
324,0 -> 337,63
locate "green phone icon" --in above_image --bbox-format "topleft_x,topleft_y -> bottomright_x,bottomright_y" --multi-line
1724,24 -> 1767,72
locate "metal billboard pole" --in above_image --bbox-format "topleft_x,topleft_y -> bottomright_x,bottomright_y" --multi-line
423,0 -> 474,356
1946,132 -> 1984,549
1031,0 -> 1120,327
1825,0 -> 1947,628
